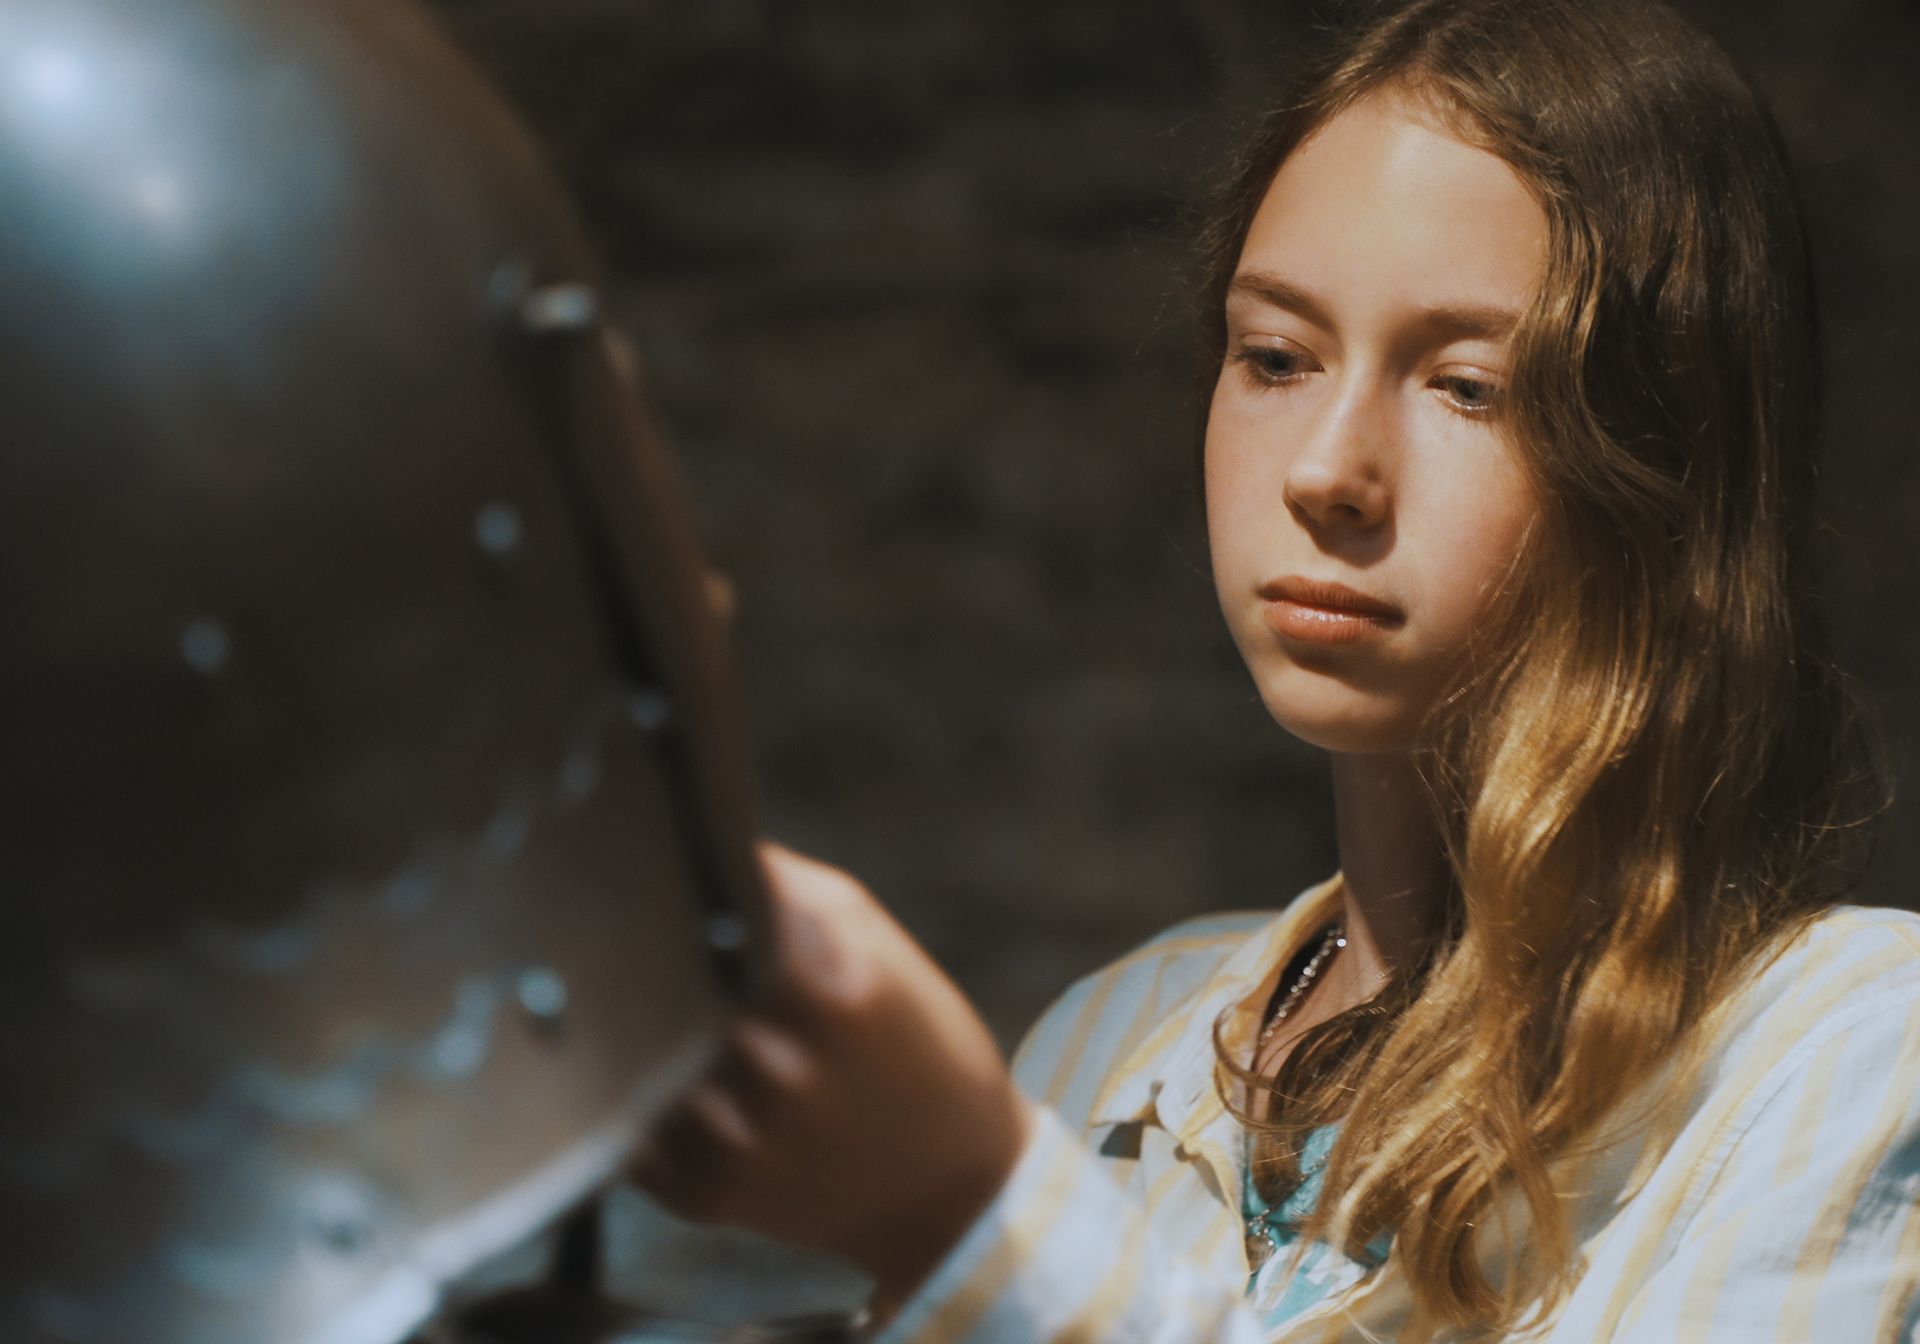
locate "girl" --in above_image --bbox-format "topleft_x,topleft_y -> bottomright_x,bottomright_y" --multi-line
632,0 -> 1920,1338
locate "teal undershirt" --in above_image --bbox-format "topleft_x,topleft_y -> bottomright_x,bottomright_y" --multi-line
1242,1125 -> 1394,1322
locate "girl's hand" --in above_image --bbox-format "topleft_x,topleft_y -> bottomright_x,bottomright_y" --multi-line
628,838 -> 1036,1307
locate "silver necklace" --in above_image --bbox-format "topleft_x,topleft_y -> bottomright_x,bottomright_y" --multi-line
1257,923 -> 1346,1048
1245,923 -> 1346,1272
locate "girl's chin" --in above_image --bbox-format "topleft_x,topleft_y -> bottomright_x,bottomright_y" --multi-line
1256,682 -> 1425,756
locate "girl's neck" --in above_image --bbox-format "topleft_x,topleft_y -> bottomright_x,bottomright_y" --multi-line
1329,752 -> 1447,994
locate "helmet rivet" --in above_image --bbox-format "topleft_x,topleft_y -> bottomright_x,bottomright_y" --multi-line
314,1215 -> 369,1256
301,1177 -> 378,1258
627,689 -> 672,734
517,966 -> 568,1030
557,746 -> 602,804
180,616 -> 230,675
706,912 -> 748,954
474,501 -> 524,557
518,282 -> 600,337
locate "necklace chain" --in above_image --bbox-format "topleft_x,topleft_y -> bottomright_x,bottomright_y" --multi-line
1246,922 -> 1347,1272
1257,923 -> 1346,1048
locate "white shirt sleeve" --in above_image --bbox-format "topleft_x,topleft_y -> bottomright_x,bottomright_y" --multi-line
873,1103 -> 1272,1344
1605,986 -> 1920,1342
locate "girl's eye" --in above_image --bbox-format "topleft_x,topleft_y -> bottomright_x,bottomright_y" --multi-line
1231,343 -> 1315,388
1434,372 -> 1503,417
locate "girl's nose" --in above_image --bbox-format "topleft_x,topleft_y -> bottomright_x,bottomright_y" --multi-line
1282,390 -> 1392,532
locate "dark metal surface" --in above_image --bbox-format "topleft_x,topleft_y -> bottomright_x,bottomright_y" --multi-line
0,0 -> 768,1340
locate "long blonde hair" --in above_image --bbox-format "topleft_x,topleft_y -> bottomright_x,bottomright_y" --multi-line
1202,0 -> 1887,1329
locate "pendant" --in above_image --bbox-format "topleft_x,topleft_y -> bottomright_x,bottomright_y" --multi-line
1245,1225 -> 1277,1272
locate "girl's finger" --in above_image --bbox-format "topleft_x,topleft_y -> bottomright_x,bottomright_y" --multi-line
708,1017 -> 815,1119
629,1085 -> 754,1217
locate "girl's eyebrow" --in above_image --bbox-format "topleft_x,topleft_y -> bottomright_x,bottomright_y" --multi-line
1228,270 -> 1340,330
1228,269 -> 1524,344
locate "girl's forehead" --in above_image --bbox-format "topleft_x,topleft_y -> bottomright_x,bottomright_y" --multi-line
1235,89 -> 1547,335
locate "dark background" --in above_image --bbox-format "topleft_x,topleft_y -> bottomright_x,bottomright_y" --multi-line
427,0 -> 1920,1322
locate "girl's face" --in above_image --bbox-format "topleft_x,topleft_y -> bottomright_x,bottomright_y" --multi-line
1205,89 -> 1547,754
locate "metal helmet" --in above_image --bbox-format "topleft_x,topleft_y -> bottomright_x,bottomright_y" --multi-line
0,0 -> 769,1340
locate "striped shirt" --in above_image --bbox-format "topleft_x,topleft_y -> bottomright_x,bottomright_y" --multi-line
877,877 -> 1920,1342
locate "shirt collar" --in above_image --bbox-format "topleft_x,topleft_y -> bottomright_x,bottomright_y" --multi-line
1086,875 -> 1344,1144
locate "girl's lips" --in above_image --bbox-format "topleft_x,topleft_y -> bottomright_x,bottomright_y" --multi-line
1257,576 -> 1403,645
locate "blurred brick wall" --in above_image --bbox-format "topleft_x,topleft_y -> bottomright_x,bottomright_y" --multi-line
426,0 -> 1920,1325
